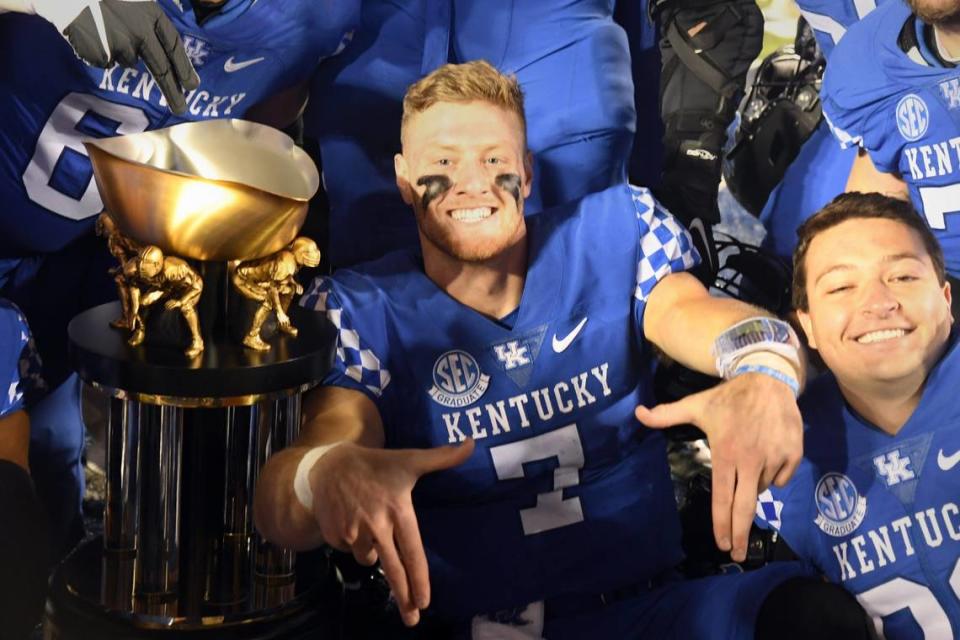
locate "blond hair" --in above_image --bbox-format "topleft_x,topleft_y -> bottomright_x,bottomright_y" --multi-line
401,60 -> 527,147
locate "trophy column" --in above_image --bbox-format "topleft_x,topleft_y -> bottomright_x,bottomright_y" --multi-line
45,303 -> 340,638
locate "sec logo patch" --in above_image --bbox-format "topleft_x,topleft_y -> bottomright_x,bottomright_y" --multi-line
896,94 -> 929,141
428,350 -> 490,408
814,472 -> 867,537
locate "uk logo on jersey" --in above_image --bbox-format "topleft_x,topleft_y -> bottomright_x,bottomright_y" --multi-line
494,342 -> 530,370
490,326 -> 546,388
814,472 -> 867,537
856,434 -> 932,505
428,350 -> 490,408
872,451 -> 915,486
896,94 -> 929,141
182,36 -> 211,68
939,78 -> 960,110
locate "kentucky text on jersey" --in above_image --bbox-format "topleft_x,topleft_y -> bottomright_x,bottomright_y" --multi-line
831,501 -> 960,581
440,363 -> 612,444
903,136 -> 960,180
98,66 -> 246,117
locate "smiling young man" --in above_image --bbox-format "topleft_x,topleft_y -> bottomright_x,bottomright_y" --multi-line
254,61 -> 819,637
756,192 -> 960,638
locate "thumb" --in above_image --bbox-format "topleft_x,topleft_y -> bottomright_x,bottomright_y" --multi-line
635,395 -> 701,430
410,439 -> 476,476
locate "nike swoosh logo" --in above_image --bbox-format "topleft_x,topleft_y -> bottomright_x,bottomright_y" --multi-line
552,317 -> 588,353
224,56 -> 265,73
939,448 -> 960,471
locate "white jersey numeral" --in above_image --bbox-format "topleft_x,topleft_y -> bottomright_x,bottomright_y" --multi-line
22,92 -> 150,221
918,183 -> 960,229
856,557 -> 960,638
489,423 -> 585,535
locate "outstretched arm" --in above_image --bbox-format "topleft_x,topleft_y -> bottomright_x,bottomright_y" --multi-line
641,271 -> 804,562
254,385 -> 473,627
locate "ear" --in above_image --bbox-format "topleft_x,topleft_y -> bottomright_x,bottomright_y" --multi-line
945,279 -> 954,325
395,153 -> 414,206
522,150 -> 534,198
795,309 -> 818,351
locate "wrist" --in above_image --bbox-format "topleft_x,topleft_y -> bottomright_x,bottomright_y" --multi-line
713,317 -> 801,379
731,361 -> 800,398
293,443 -> 343,512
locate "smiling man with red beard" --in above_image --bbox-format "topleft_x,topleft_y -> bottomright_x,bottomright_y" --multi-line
252,60 -> 843,638
756,192 -> 960,639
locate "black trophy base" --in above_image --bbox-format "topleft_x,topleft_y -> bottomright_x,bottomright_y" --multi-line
44,538 -> 343,639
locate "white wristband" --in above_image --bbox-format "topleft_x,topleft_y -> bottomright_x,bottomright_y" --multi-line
293,443 -> 342,512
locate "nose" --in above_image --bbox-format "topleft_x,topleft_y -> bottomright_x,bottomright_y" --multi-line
452,161 -> 490,196
861,279 -> 899,316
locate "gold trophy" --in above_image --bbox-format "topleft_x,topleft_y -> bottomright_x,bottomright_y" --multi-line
48,121 -> 340,639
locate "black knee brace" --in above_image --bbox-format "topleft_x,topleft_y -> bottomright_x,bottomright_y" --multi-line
652,0 -> 764,278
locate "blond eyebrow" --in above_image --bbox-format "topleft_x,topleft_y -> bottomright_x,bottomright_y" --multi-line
813,253 -> 926,286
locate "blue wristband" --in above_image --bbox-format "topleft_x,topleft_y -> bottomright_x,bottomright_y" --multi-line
732,363 -> 800,398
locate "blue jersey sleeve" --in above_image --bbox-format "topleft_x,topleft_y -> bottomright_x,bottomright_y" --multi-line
820,1 -> 912,173
300,276 -> 392,408
630,185 -> 700,326
0,300 -> 44,418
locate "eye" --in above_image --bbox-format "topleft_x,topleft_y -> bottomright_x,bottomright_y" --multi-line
891,274 -> 919,283
485,157 -> 503,165
436,158 -> 451,167
826,284 -> 852,295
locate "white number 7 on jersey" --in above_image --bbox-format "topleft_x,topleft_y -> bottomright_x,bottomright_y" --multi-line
489,424 -> 585,535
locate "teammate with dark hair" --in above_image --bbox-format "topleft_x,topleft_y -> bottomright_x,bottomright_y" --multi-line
757,192 -> 959,638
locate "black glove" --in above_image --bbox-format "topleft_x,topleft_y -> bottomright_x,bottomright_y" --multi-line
40,0 -> 200,114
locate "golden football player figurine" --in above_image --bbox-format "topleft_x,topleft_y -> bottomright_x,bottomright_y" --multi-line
119,245 -> 205,357
96,212 -> 142,330
232,237 -> 321,351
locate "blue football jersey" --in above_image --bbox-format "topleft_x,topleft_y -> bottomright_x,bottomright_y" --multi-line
301,184 -> 699,620
305,0 -> 636,268
821,0 -> 960,277
0,0 -> 357,257
756,335 -> 960,639
795,0 -> 887,59
0,299 -> 43,417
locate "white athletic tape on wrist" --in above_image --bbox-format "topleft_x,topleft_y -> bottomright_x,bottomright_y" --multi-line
293,443 -> 342,512
713,317 -> 801,380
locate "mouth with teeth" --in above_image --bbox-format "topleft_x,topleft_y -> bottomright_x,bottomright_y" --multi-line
449,206 -> 495,222
854,328 -> 912,344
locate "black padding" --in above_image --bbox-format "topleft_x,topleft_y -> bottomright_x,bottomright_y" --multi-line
0,460 -> 49,640
756,576 -> 877,640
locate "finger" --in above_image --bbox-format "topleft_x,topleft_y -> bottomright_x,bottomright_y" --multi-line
394,504 -> 430,609
772,453 -> 801,488
634,395 -> 699,430
375,533 -> 418,626
153,16 -> 200,91
138,32 -> 188,114
350,532 -> 379,567
730,464 -> 763,563
410,439 -> 475,476
710,458 -> 735,554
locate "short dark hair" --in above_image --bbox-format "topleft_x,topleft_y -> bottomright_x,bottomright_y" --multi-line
792,192 -> 946,311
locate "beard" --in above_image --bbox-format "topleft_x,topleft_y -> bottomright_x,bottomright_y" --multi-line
907,0 -> 960,26
415,201 -> 524,263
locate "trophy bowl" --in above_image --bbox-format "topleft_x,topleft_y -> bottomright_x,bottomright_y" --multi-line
84,119 -> 320,261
